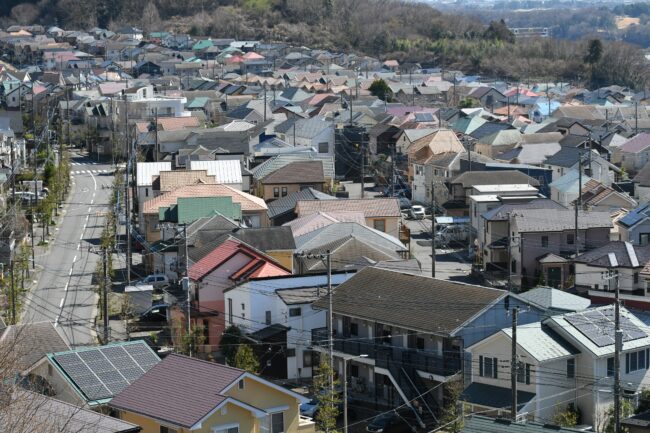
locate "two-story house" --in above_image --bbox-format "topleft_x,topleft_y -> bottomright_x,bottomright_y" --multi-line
256,161 -> 326,202
465,305 -> 650,430
509,209 -> 612,289
612,133 -> 650,174
224,273 -> 355,380
110,354 -> 315,433
311,267 -> 551,428
617,204 -> 650,246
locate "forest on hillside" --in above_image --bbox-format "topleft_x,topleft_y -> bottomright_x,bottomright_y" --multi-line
1,0 -> 649,89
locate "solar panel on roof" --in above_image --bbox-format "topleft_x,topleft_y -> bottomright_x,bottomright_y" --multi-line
52,341 -> 160,402
565,307 -> 647,347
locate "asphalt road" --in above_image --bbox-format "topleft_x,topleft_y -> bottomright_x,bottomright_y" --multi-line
22,152 -> 115,347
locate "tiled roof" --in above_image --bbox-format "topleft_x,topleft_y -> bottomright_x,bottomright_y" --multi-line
267,187 -> 336,219
619,133 -> 650,154
451,170 -> 540,188
481,199 -> 566,221
261,160 -> 325,184
189,227 -> 296,263
0,321 -> 70,372
284,211 -> 366,237
136,162 -> 171,187
109,354 -> 244,429
296,198 -> 400,218
143,184 -> 266,214
158,170 -> 216,192
157,116 -> 200,131
313,267 -> 505,335
575,241 -> 650,268
512,209 -> 612,232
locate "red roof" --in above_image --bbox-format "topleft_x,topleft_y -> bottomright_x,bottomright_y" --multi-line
189,237 -> 290,281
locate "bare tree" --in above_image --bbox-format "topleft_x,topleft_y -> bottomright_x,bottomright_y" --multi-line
9,3 -> 39,25
140,0 -> 162,35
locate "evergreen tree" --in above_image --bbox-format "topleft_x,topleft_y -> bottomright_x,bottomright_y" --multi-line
313,359 -> 340,433
233,344 -> 260,373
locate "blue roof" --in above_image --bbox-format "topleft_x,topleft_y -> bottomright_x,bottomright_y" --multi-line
619,204 -> 650,228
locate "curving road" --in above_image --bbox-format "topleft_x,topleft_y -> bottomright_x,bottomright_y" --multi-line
21,152 -> 115,347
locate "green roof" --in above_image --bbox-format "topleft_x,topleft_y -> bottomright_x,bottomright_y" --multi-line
187,97 -> 210,109
192,39 -> 214,51
149,31 -> 170,38
159,196 -> 242,224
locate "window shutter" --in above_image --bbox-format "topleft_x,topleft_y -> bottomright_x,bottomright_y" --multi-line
525,364 -> 531,385
493,357 -> 498,379
479,356 -> 483,377
626,353 -> 630,374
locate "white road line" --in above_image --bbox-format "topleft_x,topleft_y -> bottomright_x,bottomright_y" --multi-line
77,243 -> 80,250
88,207 -> 92,212
90,170 -> 97,191
64,282 -> 68,292
69,268 -> 73,276
80,232 -> 84,240
59,298 -> 64,308
73,255 -> 77,263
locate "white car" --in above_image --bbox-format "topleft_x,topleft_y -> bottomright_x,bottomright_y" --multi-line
409,205 -> 426,220
135,274 -> 169,288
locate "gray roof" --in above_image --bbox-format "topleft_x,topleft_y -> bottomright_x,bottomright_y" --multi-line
275,116 -> 332,139
0,390 -> 141,433
267,187 -> 336,219
295,222 -> 406,253
276,287 -> 324,305
313,267 -> 505,335
460,383 -> 535,412
461,414 -> 585,433
0,322 -> 70,372
518,287 -> 591,312
482,199 -> 567,221
502,322 -> 580,362
451,170 -> 540,189
574,241 -> 650,268
250,154 -> 335,180
512,209 -> 612,232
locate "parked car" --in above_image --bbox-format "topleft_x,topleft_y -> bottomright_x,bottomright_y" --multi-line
409,205 -> 426,220
128,304 -> 169,332
435,224 -> 472,245
135,274 -> 169,288
366,411 -> 416,433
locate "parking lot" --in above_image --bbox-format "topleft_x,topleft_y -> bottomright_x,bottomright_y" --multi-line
403,218 -> 475,283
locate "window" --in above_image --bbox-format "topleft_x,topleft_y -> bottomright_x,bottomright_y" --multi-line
541,236 -> 549,247
214,427 -> 238,433
241,303 -> 245,311
271,413 -> 284,433
567,358 -> 575,379
351,364 -> 359,377
626,349 -> 650,373
286,348 -> 296,357
289,307 -> 301,317
594,284 -> 599,290
635,273 -> 640,284
265,311 -> 272,325
641,233 -> 650,246
303,350 -> 313,368
161,427 -> 179,433
318,142 -> 329,153
228,299 -> 233,325
145,188 -> 149,197
350,323 -> 358,336
373,219 -> 386,232
607,357 -> 614,377
479,356 -> 498,379
567,234 -> 574,245
416,337 -> 425,350
281,187 -> 288,197
273,187 -> 279,198
511,260 -> 516,273
238,379 -> 245,390
516,362 -> 531,385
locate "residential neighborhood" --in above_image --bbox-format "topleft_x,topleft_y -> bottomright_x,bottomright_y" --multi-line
2,21 -> 650,433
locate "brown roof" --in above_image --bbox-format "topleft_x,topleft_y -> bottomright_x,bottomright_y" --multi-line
158,170 -> 216,193
157,116 -> 200,131
260,161 -> 325,185
142,184 -> 267,214
0,322 -> 70,372
313,267 -> 505,335
109,354 -> 244,429
296,198 -> 401,218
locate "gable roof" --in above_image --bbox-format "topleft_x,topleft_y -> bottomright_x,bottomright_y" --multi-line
190,226 -> 296,262
158,170 -> 216,192
261,160 -> 325,184
143,184 -> 266,214
313,267 -> 505,335
619,133 -> 650,154
633,162 -> 650,186
512,209 -> 612,232
618,203 -> 650,228
267,187 -> 336,219
136,162 -> 171,187
574,241 -> 650,268
187,160 -> 243,184
0,321 -> 70,372
284,211 -> 366,237
502,322 -> 580,362
517,287 -> 591,312
461,414 -> 585,432
296,198 -> 400,218
451,170 -> 540,189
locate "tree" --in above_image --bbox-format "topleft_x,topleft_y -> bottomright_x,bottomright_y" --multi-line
233,344 -> 260,373
552,404 -> 580,427
368,78 -> 392,102
603,399 -> 633,433
220,325 -> 244,365
636,388 -> 650,414
439,380 -> 463,433
584,38 -> 603,87
313,358 -> 340,433
483,19 -> 515,43
141,0 -> 162,34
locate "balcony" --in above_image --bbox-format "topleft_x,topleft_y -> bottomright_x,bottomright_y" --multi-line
312,329 -> 460,378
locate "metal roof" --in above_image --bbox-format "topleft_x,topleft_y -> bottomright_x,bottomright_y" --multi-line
136,162 -> 171,187
187,160 -> 242,184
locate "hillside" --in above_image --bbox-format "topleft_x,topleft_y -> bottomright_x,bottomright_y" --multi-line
2,0 -> 649,88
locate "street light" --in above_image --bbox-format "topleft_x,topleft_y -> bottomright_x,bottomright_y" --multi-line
344,354 -> 368,433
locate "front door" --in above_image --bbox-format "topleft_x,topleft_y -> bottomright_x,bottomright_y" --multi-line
547,266 -> 562,288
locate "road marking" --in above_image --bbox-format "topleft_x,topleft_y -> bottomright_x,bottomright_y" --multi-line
77,243 -> 80,250
59,298 -> 64,308
80,233 -> 84,240
73,255 -> 77,263
88,207 -> 92,212
64,282 -> 68,292
69,268 -> 73,276
89,170 -> 97,191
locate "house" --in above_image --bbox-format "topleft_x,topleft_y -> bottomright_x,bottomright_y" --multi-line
311,267 -> 549,427
549,169 -> 594,207
544,147 -> 618,185
613,133 -> 650,173
23,340 -> 160,407
295,198 -> 401,236
1,390 -> 142,433
256,161 -> 326,202
617,204 -> 650,245
465,305 -> 650,429
634,162 -> 650,203
509,209 -> 612,288
224,273 -> 355,379
187,160 -> 245,191
110,354 -> 315,433
574,179 -> 637,212
267,187 -> 336,226
187,237 -> 291,352
467,86 -> 507,110
274,117 -> 335,155
0,321 -> 70,373
136,162 -> 171,223
447,170 -> 540,217
575,241 -> 650,300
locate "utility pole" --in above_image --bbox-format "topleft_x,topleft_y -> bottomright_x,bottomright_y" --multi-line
635,101 -> 639,135
10,257 -> 15,324
153,107 -> 159,162
102,246 -> 109,343
603,265 -> 622,433
507,212 -> 512,291
360,140 -> 365,199
510,307 -> 519,421
575,151 -> 583,258
431,181 -> 436,278
263,85 -> 267,122
183,223 -> 192,357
